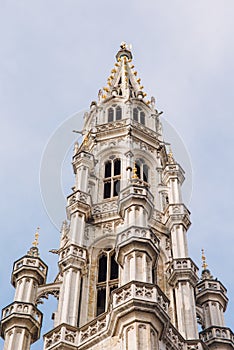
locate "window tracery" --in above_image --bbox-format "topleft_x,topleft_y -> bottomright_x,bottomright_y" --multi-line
107,105 -> 122,122
103,158 -> 121,199
96,250 -> 119,316
133,107 -> 145,125
135,159 -> 149,183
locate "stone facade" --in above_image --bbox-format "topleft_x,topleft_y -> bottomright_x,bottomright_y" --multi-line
1,43 -> 233,350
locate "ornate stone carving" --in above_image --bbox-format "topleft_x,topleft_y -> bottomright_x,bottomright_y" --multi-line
44,324 -> 79,349
112,281 -> 169,313
79,313 -> 109,344
2,301 -> 42,324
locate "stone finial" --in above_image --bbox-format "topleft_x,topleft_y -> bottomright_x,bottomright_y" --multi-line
27,227 -> 40,257
116,42 -> 133,61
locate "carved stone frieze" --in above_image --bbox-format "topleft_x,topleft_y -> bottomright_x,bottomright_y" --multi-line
112,281 -> 169,313
167,258 -> 199,286
43,324 -> 79,350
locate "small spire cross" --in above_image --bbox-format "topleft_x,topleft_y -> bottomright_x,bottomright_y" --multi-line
201,248 -> 208,270
32,227 -> 40,247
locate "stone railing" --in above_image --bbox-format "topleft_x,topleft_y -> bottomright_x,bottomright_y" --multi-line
112,281 -> 169,313
200,326 -> 234,344
96,119 -> 127,133
92,199 -> 118,215
67,189 -> 91,206
119,184 -> 154,203
167,258 -> 198,275
132,119 -> 159,139
59,243 -> 87,262
79,313 -> 109,345
165,326 -> 185,350
2,301 -> 42,325
44,324 -> 79,349
167,258 -> 198,286
164,204 -> 190,223
116,226 -> 159,250
152,209 -> 163,223
14,256 -> 47,275
196,280 -> 227,295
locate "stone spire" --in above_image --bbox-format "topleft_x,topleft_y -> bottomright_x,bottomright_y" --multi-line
99,42 -> 150,105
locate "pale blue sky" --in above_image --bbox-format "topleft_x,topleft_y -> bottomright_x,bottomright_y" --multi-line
0,1 -> 234,348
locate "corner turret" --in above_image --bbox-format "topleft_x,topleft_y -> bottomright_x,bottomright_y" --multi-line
1,229 -> 47,350
196,250 -> 234,349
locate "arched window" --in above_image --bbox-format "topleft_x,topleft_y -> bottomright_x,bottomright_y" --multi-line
96,250 -> 119,316
135,159 -> 149,183
103,158 -> 121,199
133,107 -> 146,125
108,108 -> 114,122
98,255 -> 107,282
140,111 -> 145,125
116,106 -> 122,120
107,105 -> 122,122
133,108 -> 138,122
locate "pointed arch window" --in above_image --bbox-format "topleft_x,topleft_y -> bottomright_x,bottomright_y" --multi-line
107,105 -> 122,122
133,107 -> 145,125
96,250 -> 119,316
108,108 -> 114,122
116,106 -> 122,120
103,158 -> 121,199
135,159 -> 149,183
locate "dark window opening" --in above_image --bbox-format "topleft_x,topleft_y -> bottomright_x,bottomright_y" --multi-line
140,111 -> 145,125
110,254 -> 119,280
105,161 -> 112,178
98,255 -> 107,282
103,158 -> 121,199
96,250 -> 119,316
104,182 -> 111,199
133,108 -> 138,122
136,162 -> 141,179
114,159 -> 121,175
143,164 -> 148,182
119,89 -> 122,96
108,108 -> 114,122
97,288 -> 106,316
116,106 -> 122,120
135,159 -> 149,184
113,180 -> 120,197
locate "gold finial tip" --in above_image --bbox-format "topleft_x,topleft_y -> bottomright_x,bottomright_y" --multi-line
32,227 -> 40,247
201,248 -> 208,270
120,42 -> 132,51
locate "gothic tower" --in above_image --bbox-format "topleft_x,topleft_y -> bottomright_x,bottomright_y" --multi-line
1,43 -> 233,350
